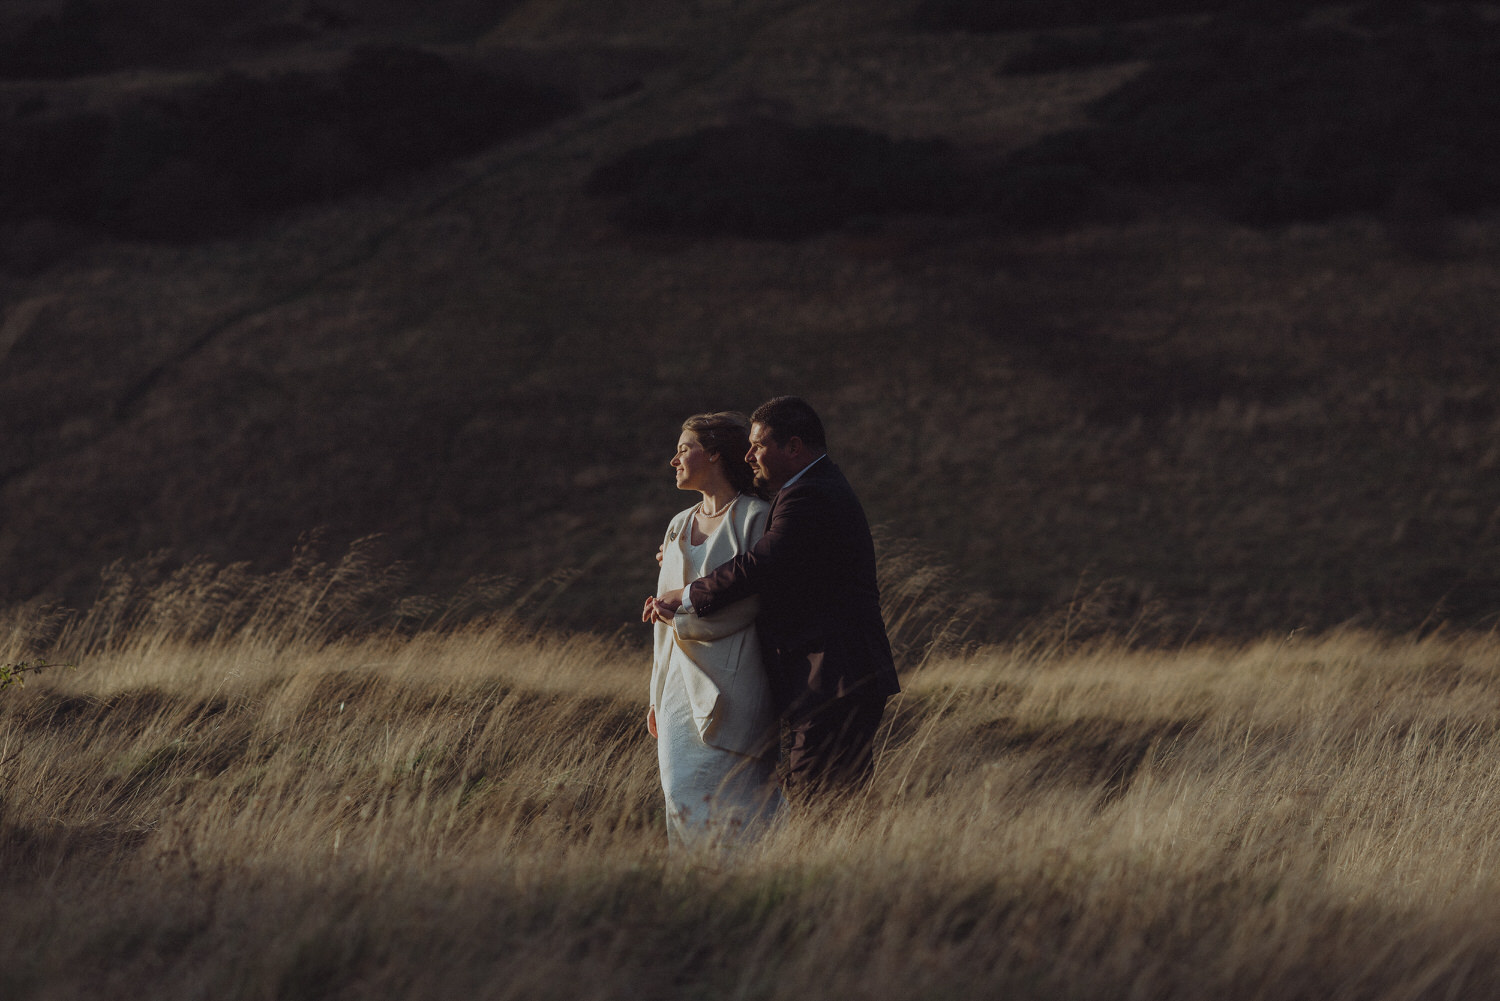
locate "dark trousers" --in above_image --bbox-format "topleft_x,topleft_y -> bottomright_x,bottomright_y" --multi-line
779,691 -> 889,802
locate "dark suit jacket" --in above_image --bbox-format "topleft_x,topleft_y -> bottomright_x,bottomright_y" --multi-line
687,458 -> 899,714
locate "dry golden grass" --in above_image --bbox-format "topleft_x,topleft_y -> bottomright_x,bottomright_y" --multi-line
5,557 -> 1500,999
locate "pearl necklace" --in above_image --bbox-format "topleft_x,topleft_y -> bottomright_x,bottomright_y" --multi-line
697,496 -> 736,519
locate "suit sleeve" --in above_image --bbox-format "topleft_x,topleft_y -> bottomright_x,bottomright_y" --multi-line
688,485 -> 820,615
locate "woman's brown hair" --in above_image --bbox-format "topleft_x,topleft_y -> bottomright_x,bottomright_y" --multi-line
681,411 -> 765,499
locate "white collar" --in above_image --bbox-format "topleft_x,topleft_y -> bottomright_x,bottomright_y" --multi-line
779,453 -> 826,491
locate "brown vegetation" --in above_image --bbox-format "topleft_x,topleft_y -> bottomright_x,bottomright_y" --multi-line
5,561 -> 1500,998
5,4 -> 1498,993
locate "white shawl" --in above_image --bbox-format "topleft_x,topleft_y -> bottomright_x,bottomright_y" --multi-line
650,495 -> 766,744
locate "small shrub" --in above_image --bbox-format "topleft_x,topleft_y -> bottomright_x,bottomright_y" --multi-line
0,112 -> 111,225
994,3 -> 1500,226
913,0 -> 1230,33
588,118 -> 971,240
338,45 -> 577,175
913,0 -> 1385,33
0,45 -> 578,242
0,218 -> 91,275
1001,28 -> 1162,74
974,162 -> 1102,228
0,660 -> 73,690
0,0 -> 211,81
0,1 -> 110,80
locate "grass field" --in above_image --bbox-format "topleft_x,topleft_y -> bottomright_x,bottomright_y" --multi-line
5,558 -> 1500,999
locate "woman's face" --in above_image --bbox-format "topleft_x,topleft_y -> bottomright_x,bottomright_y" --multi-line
671,430 -> 717,492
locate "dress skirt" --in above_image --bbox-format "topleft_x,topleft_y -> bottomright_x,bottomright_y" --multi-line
657,645 -> 781,853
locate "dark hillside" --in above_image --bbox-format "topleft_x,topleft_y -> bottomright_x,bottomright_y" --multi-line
1012,4 -> 1500,226
2,0 -> 1499,641
0,48 -> 577,242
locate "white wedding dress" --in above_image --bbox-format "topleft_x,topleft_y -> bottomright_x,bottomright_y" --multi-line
656,525 -> 781,853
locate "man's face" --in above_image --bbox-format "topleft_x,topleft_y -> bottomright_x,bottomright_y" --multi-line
746,422 -> 802,491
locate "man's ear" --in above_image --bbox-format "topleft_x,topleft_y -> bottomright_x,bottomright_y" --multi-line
786,436 -> 804,455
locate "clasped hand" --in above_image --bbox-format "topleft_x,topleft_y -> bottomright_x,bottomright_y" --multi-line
641,588 -> 684,624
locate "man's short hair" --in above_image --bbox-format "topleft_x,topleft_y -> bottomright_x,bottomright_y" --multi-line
751,396 -> 827,451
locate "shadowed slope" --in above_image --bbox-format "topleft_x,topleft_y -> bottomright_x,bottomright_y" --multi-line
1,0 -> 1499,639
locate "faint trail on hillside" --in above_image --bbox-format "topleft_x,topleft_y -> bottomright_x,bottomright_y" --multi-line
0,2 -> 811,505
105,0 -> 810,429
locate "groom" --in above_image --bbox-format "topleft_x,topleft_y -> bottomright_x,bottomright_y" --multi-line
650,396 -> 900,799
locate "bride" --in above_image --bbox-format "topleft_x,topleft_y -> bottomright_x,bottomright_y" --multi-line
642,411 -> 781,852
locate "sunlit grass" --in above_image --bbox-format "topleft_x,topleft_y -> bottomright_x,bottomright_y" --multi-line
5,562 -> 1500,998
